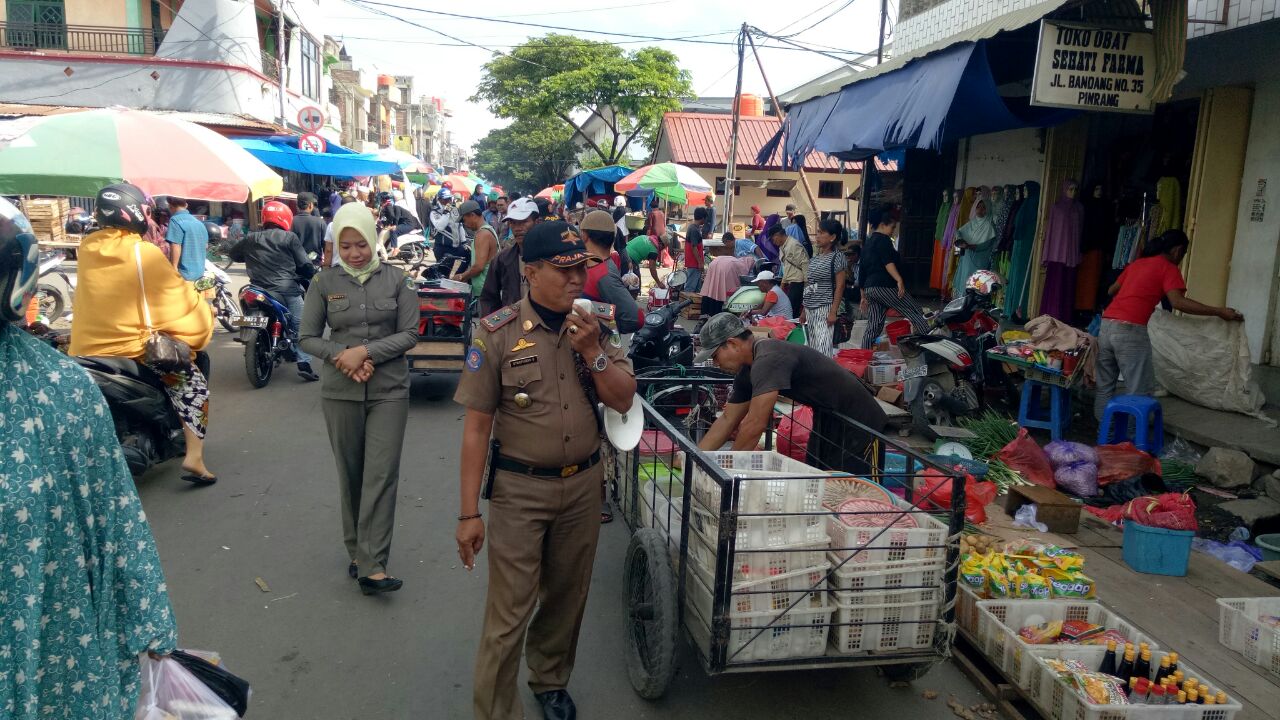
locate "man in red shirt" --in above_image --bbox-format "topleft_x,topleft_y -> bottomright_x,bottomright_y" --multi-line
1095,230 -> 1242,418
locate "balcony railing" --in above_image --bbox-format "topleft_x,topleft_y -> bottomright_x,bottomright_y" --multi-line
0,22 -> 165,55
261,54 -> 280,81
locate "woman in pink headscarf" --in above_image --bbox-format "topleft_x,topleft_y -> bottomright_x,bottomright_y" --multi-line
1040,179 -> 1084,322
749,205 -> 765,238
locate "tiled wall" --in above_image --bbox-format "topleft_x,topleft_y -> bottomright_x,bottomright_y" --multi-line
895,0 -> 1276,54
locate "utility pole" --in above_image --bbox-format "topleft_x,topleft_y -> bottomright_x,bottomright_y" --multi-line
746,31 -> 820,223
722,23 -> 747,233
276,2 -> 286,126
877,0 -> 888,64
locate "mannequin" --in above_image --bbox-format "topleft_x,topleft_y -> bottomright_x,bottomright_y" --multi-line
930,188 -> 953,291
937,189 -> 963,294
1004,181 -> 1040,320
1040,179 -> 1084,322
1077,184 -> 1115,312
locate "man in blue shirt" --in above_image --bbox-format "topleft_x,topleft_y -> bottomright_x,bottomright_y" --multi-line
166,197 -> 208,282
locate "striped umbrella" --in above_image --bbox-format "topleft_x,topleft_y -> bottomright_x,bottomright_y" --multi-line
0,108 -> 282,202
614,162 -> 712,204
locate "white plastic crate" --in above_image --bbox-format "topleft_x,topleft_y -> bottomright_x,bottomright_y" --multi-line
956,585 -> 1097,641
690,551 -> 828,615
686,564 -> 834,662
829,596 -> 940,654
1025,645 -> 1242,720
827,555 -> 944,607
826,504 -> 949,566
976,600 -> 1159,692
1217,597 -> 1280,679
688,524 -> 827,584
689,502 -> 828,549
692,450 -> 827,515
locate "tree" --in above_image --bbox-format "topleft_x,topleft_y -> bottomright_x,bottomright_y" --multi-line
471,117 -> 578,195
472,34 -> 693,167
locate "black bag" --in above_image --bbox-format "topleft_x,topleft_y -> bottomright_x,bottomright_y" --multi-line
170,650 -> 252,717
134,244 -> 191,372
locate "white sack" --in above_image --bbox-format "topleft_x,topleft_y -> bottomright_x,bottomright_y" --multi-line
1148,309 -> 1268,418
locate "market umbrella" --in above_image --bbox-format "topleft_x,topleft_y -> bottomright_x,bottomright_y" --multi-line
373,147 -> 433,174
441,173 -> 480,199
535,184 -> 564,201
614,162 -> 711,204
0,107 -> 282,201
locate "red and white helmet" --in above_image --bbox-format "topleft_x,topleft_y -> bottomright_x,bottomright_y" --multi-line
965,269 -> 1004,296
261,200 -> 293,230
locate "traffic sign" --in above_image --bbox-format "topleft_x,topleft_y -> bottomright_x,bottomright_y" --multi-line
297,106 -> 324,133
298,133 -> 327,154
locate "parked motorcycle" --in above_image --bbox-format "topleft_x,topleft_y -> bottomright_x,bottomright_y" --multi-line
234,285 -> 301,388
35,249 -> 74,322
76,355 -> 187,476
199,259 -> 237,332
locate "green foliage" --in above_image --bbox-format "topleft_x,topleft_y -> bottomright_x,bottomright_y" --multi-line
471,117 -> 578,194
472,34 -> 693,166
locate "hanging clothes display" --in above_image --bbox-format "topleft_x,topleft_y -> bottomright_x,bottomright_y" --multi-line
1004,181 -> 1041,320
943,187 -> 977,296
1075,185 -> 1115,312
929,190 -> 953,291
998,186 -> 1023,254
953,198 -> 998,295
1152,176 -> 1181,235
1039,179 -> 1084,322
1112,223 -> 1140,269
993,185 -> 1015,244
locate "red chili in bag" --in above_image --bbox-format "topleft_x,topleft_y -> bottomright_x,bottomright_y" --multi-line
996,429 -> 1056,488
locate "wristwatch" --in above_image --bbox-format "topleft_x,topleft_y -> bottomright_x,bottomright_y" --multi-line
589,352 -> 608,372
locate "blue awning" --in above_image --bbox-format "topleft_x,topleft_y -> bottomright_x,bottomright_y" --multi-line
764,39 -> 1077,167
231,136 -> 403,177
563,165 -> 634,208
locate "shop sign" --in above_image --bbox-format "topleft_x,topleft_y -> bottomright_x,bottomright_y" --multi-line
1031,20 -> 1155,113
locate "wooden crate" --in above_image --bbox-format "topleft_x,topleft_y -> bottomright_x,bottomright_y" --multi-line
1002,484 -> 1080,534
681,292 -> 701,319
24,198 -> 70,244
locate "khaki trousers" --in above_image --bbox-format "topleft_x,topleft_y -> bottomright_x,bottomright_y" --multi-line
473,462 -> 603,720
321,397 -> 408,577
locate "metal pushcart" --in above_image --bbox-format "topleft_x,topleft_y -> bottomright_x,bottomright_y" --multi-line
606,372 -> 967,699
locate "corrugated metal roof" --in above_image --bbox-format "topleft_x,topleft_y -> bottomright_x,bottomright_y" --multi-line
782,0 -> 1076,105
659,112 -> 896,172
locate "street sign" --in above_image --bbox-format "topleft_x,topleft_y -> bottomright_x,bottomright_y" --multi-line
298,133 -> 327,154
1031,20 -> 1155,113
297,106 -> 325,132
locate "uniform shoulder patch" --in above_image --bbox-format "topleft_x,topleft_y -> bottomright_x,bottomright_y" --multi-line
480,305 -> 519,332
590,301 -> 616,321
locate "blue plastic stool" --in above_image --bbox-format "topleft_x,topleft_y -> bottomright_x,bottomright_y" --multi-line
1018,379 -> 1071,441
1098,394 -> 1164,454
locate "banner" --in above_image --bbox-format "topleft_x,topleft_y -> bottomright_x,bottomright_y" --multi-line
1031,20 -> 1155,113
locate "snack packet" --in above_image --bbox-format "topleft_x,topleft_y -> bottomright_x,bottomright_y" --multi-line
1018,620 -> 1063,644
960,556 -> 987,596
1023,572 -> 1051,600
1043,568 -> 1096,599
1058,620 -> 1105,644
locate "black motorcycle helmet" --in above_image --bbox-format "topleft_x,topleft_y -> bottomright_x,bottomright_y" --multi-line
0,197 -> 40,324
94,182 -> 152,235
152,195 -> 171,215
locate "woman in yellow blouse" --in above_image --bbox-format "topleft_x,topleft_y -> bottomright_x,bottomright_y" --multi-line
70,183 -> 217,483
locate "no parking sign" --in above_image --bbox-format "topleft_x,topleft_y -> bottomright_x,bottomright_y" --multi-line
298,133 -> 326,153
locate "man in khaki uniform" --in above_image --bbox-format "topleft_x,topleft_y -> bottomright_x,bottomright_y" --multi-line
455,221 -> 636,720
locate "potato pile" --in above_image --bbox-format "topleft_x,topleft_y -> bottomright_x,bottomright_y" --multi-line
959,533 -> 1000,557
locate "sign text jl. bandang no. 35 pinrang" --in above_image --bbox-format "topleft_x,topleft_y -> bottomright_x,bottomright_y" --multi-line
1031,20 -> 1155,113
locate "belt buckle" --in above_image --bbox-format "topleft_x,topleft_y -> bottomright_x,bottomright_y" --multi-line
560,464 -> 578,478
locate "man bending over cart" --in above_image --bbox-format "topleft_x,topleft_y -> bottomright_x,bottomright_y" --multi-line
695,312 -> 887,474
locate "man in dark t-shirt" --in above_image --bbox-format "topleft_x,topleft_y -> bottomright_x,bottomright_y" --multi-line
695,313 -> 887,473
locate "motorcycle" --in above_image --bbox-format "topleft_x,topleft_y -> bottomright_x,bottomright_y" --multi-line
35,249 -> 75,322
383,227 -> 431,265
76,355 -> 186,476
199,259 -> 237,332
234,285 -> 301,388
899,288 -> 1007,430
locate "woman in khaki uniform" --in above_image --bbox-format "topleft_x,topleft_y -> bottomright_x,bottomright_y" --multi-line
301,203 -> 419,595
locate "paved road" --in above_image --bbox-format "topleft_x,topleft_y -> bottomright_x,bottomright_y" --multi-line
125,268 -> 985,719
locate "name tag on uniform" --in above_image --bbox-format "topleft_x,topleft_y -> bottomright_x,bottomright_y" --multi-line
327,293 -> 346,301
509,355 -> 538,367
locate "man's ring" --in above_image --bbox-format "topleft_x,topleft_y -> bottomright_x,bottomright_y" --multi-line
568,325 -> 579,335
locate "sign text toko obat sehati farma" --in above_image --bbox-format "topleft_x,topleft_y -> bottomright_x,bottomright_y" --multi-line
1031,20 -> 1155,113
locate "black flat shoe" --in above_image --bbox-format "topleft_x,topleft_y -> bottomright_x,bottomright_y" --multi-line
347,562 -> 357,579
535,689 -> 576,720
357,576 -> 403,595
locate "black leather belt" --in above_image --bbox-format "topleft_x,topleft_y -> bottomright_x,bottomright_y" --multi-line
494,450 -> 601,478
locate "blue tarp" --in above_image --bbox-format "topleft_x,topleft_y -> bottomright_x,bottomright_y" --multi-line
231,136 -> 403,177
563,165 -> 634,208
763,40 -> 1076,167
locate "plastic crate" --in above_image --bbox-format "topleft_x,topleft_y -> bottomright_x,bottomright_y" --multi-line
1025,645 -> 1242,720
690,502 -> 828,549
827,555 -> 944,607
692,451 -> 827,515
976,600 -> 1159,692
1123,522 -> 1194,576
829,596 -> 940,654
686,566 -> 834,662
687,525 -> 827,584
826,503 -> 949,566
1217,597 -> 1280,679
690,551 -> 828,615
957,585 -> 1097,640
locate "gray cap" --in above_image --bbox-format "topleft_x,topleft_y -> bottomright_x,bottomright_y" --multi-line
694,312 -> 748,363
457,199 -> 483,216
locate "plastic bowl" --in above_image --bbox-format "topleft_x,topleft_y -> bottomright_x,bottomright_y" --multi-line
1257,533 -> 1280,562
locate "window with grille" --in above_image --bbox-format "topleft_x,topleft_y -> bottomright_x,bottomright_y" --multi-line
5,0 -> 66,50
299,32 -> 319,100
766,188 -> 790,198
818,181 -> 843,199
715,177 -> 741,196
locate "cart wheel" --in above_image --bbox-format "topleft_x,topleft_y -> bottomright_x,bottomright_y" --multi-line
623,528 -> 678,700
882,660 -> 939,683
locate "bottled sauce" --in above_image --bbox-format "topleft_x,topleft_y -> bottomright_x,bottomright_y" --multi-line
1204,693 -> 1217,706
1173,670 -> 1185,688
1128,678 -> 1149,704
1116,646 -> 1136,682
1150,685 -> 1167,705
1177,691 -> 1187,705
1184,678 -> 1198,695
1134,648 -> 1152,682
1216,691 -> 1228,705
1153,655 -> 1172,683
1186,688 -> 1200,704
1099,640 -> 1119,677
1168,651 -> 1179,674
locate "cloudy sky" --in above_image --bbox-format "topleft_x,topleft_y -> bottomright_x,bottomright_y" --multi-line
320,0 -> 891,150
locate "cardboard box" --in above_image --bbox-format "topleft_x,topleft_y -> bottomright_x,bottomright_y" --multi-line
866,360 -> 906,386
1002,484 -> 1081,534
747,326 -> 772,340
876,385 -> 903,405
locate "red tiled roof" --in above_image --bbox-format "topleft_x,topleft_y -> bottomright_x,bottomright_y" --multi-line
660,111 -> 898,173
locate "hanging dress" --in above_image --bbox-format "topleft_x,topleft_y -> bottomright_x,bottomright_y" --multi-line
943,188 -> 977,296
1004,181 -> 1040,320
928,195 -> 952,290
1039,179 -> 1085,322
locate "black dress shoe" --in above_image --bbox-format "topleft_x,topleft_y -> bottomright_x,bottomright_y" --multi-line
535,690 -> 576,720
347,562 -> 358,579
357,576 -> 403,595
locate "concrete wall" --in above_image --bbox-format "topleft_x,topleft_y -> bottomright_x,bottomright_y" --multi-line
1225,77 -> 1280,364
683,166 -> 857,231
69,1 -> 129,27
1188,0 -> 1279,38
954,128 -> 1045,190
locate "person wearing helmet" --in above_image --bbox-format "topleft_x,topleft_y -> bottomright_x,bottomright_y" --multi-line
165,197 -> 209,283
431,186 -> 469,270
229,199 -> 319,381
858,204 -> 929,349
70,183 -> 218,483
0,196 -> 180,720
379,190 -> 420,240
